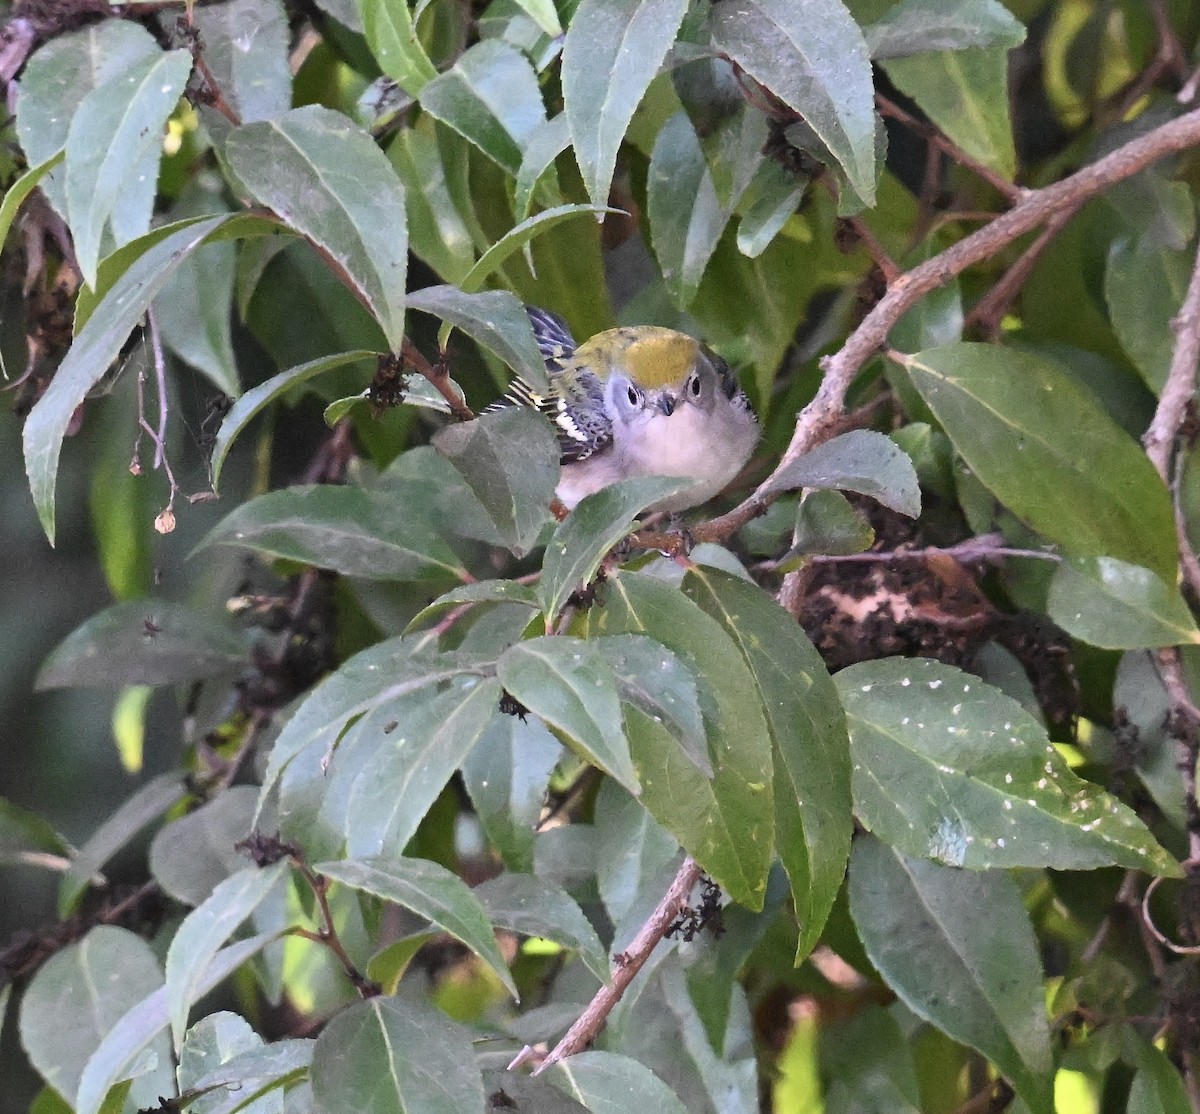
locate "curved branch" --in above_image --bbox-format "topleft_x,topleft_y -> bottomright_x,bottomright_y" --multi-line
528,856 -> 702,1074
682,106 -> 1200,550
1144,234 -> 1200,478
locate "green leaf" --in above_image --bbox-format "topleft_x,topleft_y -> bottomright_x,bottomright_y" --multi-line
514,114 -> 571,225
539,476 -> 696,624
683,569 -> 851,961
406,581 -> 541,631
196,484 -> 468,581
23,214 -> 228,544
359,0 -> 437,94
484,1072 -> 589,1112
65,49 -> 193,287
820,1006 -> 923,1113
474,873 -> 609,984
225,106 -> 409,352
763,429 -> 921,517
735,159 -> 809,259
343,677 -> 501,858
904,343 -> 1177,579
456,203 -> 616,296
317,856 -> 517,997
210,351 -> 377,489
460,714 -> 563,872
497,636 -> 639,794
599,633 -> 710,777
1105,236 -> 1192,395
184,1037 -> 312,1104
193,0 -> 291,122
648,110 -> 729,308
407,284 -> 549,389
37,600 -> 247,689
546,1051 -> 690,1114
710,0 -> 876,205
154,192 -> 240,397
594,778 -> 680,932
432,407 -> 559,556
75,934 -> 279,1114
848,835 -> 1055,1114
1124,1027 -> 1193,1114
835,657 -> 1180,874
584,572 -> 774,909
562,0 -> 690,210
76,211 -> 281,333
149,787 -> 259,907
418,39 -> 546,176
882,45 -> 1015,178
1048,557 -> 1200,650
388,118 -> 476,284
59,774 -> 188,915
177,1012 -> 267,1113
257,636 -> 488,806
15,21 -> 161,220
19,927 -> 172,1110
787,488 -> 875,561
512,0 -> 562,36
864,0 -> 1026,59
0,797 -> 71,866
166,862 -> 289,1048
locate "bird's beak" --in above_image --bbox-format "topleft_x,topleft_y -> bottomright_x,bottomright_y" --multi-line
657,394 -> 676,417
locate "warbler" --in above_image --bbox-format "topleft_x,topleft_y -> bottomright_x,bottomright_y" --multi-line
496,308 -> 758,512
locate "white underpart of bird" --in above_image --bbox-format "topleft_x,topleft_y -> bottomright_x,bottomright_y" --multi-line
557,373 -> 759,512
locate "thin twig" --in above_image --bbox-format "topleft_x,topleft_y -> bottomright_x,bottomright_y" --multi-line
1083,871 -> 1168,978
1106,0 -> 1189,121
131,315 -> 180,529
1142,234 -> 1200,866
1156,649 -> 1200,864
399,343 -> 475,422
291,860 -> 380,998
965,209 -> 1077,340
1142,868 -> 1200,956
191,50 -> 241,127
1144,235 -> 1200,478
839,215 -> 901,283
876,92 -> 1025,204
528,856 -> 703,1074
790,535 -> 1060,567
147,309 -> 169,470
1172,443 -> 1200,600
675,106 -> 1200,557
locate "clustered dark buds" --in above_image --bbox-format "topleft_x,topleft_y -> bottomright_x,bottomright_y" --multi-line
667,876 -> 725,942
368,353 -> 408,415
498,690 -> 529,721
566,566 -> 607,610
235,831 -> 299,867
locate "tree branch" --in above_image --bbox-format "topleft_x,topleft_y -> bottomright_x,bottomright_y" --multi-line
1144,233 -> 1200,478
526,856 -> 703,1074
964,208 -> 1076,340
674,106 -> 1200,553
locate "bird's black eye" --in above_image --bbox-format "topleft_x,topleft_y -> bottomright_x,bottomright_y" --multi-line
688,373 -> 702,398
627,384 -> 641,406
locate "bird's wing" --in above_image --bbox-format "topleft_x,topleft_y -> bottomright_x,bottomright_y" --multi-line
487,307 -> 613,464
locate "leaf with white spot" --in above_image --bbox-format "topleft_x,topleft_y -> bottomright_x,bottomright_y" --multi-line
834,657 -> 1179,874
